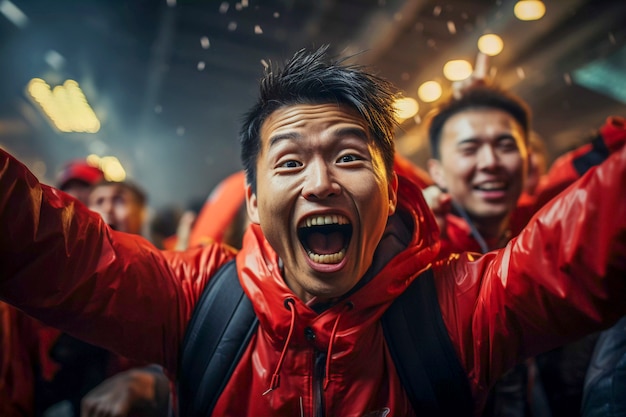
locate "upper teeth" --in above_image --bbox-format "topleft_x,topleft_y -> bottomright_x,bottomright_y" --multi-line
477,182 -> 505,190
300,215 -> 349,228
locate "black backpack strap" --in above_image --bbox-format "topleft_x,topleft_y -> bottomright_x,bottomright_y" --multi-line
382,268 -> 473,416
178,259 -> 259,417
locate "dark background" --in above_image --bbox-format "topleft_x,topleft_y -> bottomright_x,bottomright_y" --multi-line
0,0 -> 624,215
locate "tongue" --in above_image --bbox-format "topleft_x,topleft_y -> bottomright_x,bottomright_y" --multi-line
307,231 -> 344,255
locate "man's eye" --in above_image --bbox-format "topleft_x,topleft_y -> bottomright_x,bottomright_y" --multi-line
498,139 -> 519,152
458,146 -> 477,155
338,154 -> 358,163
281,160 -> 301,168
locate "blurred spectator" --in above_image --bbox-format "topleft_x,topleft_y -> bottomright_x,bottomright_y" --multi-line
88,181 -> 147,234
56,160 -> 104,204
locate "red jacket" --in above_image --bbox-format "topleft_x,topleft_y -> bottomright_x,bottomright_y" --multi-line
1,147 -> 625,416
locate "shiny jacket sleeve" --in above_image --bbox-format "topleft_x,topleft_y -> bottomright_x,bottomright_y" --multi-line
0,149 -> 235,375
433,145 -> 626,412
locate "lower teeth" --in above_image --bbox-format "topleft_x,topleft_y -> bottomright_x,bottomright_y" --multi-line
307,248 -> 346,264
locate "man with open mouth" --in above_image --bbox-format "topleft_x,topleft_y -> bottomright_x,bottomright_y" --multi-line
1,46 -> 626,417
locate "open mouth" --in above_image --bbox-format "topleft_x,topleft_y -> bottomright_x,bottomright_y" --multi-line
297,214 -> 353,264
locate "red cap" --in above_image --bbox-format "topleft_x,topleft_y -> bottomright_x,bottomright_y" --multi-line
57,160 -> 104,190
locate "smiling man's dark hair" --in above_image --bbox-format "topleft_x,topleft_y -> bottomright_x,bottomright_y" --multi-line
240,45 -> 399,192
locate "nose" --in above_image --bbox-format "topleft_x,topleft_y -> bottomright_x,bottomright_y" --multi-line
302,159 -> 341,200
476,145 -> 499,170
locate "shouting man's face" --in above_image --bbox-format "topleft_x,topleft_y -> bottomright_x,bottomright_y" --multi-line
246,103 -> 397,303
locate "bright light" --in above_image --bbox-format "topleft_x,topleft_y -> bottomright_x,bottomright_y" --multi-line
443,60 -> 473,81
418,81 -> 442,103
393,97 -> 419,122
86,154 -> 101,167
478,34 -> 504,56
514,1 -> 545,21
100,156 -> 126,182
26,78 -> 100,133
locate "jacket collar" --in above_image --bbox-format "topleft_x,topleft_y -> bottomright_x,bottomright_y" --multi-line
235,174 -> 440,347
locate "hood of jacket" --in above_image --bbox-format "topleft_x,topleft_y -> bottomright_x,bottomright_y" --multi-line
235,174 -> 440,356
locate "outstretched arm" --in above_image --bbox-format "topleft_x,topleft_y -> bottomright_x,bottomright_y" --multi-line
435,145 -> 626,411
0,149 -> 235,375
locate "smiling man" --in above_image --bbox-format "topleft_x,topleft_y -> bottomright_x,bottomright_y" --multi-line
1,46 -> 626,417
426,86 -> 536,417
427,86 -> 530,254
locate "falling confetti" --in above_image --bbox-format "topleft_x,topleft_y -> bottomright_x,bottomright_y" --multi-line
241,0 -> 248,7
154,105 -> 162,114
516,67 -> 525,79
609,32 -> 616,44
254,25 -> 263,34
228,21 -> 237,31
433,6 -> 442,16
219,2 -> 229,13
563,73 -> 572,85
177,126 -> 185,136
197,61 -> 206,71
273,12 -> 280,18
200,36 -> 210,49
447,21 -> 456,34
427,39 -> 436,48
166,0 -> 176,7
235,3 -> 243,11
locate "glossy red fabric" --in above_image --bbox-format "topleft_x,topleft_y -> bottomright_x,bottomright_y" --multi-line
1,147 -> 625,416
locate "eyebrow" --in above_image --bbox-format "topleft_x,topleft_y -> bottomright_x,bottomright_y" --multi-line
268,132 -> 302,147
333,127 -> 369,142
268,127 -> 369,148
457,133 -> 516,145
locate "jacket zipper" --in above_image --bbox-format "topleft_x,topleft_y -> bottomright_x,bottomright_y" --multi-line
313,349 -> 326,417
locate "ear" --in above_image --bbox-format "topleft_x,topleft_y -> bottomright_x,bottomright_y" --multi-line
245,183 -> 261,225
387,171 -> 398,215
427,159 -> 447,190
